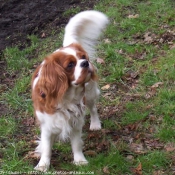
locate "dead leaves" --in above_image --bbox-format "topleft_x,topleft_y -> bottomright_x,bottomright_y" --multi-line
145,89 -> 156,99
151,82 -> 164,89
84,150 -> 97,157
103,166 -> 110,174
41,32 -> 46,38
130,143 -> 146,154
145,82 -> 164,99
153,170 -> 165,175
131,163 -> 142,175
122,71 -> 139,81
145,139 -> 164,150
85,131 -> 110,153
104,38 -> 111,44
22,117 -> 35,126
128,14 -> 139,19
133,30 -> 175,49
164,142 -> 175,152
25,151 -> 40,160
101,84 -> 110,90
96,57 -> 105,64
144,32 -> 156,44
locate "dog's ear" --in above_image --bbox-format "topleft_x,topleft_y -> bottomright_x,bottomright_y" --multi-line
36,56 -> 68,113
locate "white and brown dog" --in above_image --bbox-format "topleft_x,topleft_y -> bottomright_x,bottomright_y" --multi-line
31,10 -> 109,171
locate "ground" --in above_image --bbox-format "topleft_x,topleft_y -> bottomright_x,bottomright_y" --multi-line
0,0 -> 96,53
1,0 -> 175,174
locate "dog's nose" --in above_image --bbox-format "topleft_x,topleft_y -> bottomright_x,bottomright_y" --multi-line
80,60 -> 89,68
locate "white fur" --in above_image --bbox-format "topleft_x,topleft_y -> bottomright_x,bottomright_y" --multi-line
32,61 -> 45,89
63,10 -> 109,59
72,59 -> 91,85
61,47 -> 77,57
34,82 -> 100,171
34,10 -> 108,172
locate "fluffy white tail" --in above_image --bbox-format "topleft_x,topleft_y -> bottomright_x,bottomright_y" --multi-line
63,10 -> 109,60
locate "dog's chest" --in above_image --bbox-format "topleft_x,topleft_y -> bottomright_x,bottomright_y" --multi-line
36,86 -> 86,140
56,102 -> 86,139
37,103 -> 85,140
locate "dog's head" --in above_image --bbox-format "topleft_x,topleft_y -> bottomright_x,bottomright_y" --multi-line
32,43 -> 97,113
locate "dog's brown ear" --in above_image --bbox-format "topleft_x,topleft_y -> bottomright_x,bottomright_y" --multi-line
35,56 -> 68,113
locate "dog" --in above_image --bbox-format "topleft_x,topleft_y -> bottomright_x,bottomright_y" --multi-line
31,10 -> 109,172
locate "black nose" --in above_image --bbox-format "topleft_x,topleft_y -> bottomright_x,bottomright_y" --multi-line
80,60 -> 89,68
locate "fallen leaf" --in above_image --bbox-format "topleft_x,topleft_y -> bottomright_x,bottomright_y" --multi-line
84,150 -> 97,156
118,49 -> 124,54
168,41 -> 174,45
41,32 -> 46,38
97,140 -> 109,152
103,166 -> 110,174
122,71 -> 139,81
159,38 -> 164,43
104,38 -> 111,43
132,163 -> 142,175
151,82 -> 163,89
101,84 -> 110,90
128,14 -> 139,19
164,143 -> 175,152
139,52 -> 147,60
165,147 -> 175,152
130,71 -> 139,79
126,155 -> 134,161
170,44 -> 175,49
153,170 -> 164,175
96,58 -> 105,64
103,92 -> 112,97
25,151 -> 40,160
145,139 -> 164,150
130,143 -> 147,154
144,32 -> 155,44
145,89 -> 156,99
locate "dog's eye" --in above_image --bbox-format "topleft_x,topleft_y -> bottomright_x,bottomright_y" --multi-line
81,55 -> 86,60
67,62 -> 75,68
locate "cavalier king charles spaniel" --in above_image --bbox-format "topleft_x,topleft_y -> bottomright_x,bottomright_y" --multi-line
31,10 -> 109,171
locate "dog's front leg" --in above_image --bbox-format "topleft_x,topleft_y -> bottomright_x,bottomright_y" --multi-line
88,101 -> 101,131
34,127 -> 54,172
85,81 -> 101,130
70,129 -> 88,165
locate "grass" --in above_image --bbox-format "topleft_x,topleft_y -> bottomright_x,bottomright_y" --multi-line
1,0 -> 175,174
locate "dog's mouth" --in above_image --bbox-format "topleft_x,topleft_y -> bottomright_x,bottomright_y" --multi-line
84,69 -> 92,82
72,65 -> 93,86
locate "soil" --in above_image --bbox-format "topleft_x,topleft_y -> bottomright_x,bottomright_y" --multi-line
0,0 -> 98,54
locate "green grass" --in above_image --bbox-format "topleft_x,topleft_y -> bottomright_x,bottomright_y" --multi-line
2,76 -> 32,112
0,116 -> 16,136
63,7 -> 81,17
138,151 -> 170,174
1,0 -> 175,174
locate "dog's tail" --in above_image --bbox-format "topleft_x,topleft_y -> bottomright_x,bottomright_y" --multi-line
63,10 -> 109,60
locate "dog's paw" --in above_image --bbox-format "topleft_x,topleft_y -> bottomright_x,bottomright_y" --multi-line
34,164 -> 49,172
90,121 -> 101,131
73,153 -> 88,165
